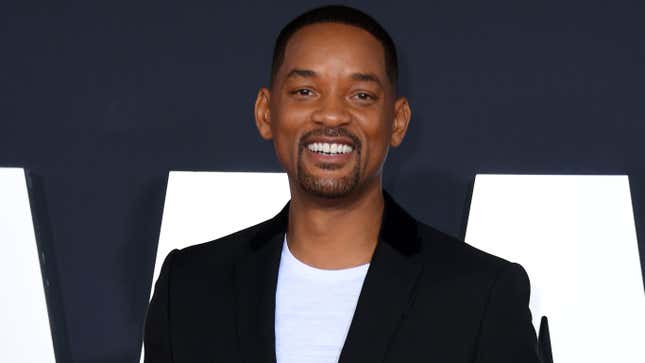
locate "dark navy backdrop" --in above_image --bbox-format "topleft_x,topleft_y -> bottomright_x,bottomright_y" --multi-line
1,0 -> 643,361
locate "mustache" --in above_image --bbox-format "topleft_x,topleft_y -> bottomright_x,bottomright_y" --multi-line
299,127 -> 362,150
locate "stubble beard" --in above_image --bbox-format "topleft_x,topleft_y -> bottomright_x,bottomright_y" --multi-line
296,151 -> 361,199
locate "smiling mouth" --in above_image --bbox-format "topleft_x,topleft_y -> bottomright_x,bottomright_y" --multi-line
306,142 -> 354,155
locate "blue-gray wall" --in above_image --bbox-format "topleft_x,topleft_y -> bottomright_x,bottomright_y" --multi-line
1,0 -> 643,361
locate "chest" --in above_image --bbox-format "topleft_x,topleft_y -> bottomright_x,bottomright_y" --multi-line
274,272 -> 366,363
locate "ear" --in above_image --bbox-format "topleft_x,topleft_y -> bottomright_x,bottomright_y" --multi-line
390,96 -> 412,147
254,88 -> 273,140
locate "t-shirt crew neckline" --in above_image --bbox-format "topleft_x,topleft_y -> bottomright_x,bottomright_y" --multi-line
281,234 -> 370,282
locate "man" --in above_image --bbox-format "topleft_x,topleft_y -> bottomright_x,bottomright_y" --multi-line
144,5 -> 540,363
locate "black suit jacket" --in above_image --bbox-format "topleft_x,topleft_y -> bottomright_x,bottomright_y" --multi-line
144,191 -> 540,362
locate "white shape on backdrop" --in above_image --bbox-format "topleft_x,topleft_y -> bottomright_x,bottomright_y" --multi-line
465,174 -> 645,363
141,171 -> 290,362
150,171 -> 290,291
0,168 -> 55,362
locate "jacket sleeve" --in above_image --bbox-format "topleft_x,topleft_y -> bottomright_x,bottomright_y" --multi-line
143,249 -> 179,363
473,262 -> 541,363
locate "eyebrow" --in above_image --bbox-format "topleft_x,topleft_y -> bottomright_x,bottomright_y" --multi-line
284,68 -> 383,87
350,72 -> 383,87
286,68 -> 317,79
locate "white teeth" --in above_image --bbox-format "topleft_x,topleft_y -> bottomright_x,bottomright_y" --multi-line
306,142 -> 353,155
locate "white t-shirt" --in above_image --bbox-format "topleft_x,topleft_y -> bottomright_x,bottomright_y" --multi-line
275,235 -> 370,363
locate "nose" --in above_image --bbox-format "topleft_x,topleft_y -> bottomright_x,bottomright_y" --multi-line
311,94 -> 351,126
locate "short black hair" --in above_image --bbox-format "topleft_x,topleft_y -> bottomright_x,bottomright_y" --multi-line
270,5 -> 398,88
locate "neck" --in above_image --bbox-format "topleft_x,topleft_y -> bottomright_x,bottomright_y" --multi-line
285,179 -> 384,269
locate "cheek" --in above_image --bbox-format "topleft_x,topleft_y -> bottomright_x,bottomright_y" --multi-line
271,129 -> 296,169
361,115 -> 394,165
365,139 -> 390,172
271,138 -> 289,168
270,112 -> 308,169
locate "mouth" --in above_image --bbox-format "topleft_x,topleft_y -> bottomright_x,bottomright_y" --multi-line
298,127 -> 361,170
302,140 -> 356,166
306,142 -> 354,155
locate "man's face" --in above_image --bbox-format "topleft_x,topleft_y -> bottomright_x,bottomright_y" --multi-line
255,22 -> 410,199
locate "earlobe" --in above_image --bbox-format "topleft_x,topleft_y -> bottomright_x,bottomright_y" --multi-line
391,97 -> 412,147
254,88 -> 273,140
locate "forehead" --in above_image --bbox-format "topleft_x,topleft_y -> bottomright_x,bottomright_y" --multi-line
279,22 -> 387,80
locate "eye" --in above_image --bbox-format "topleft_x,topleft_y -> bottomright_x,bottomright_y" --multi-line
290,88 -> 315,97
352,92 -> 377,102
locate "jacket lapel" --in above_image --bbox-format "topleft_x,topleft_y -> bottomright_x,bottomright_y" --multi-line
234,203 -> 288,363
338,191 -> 424,363
233,191 -> 424,363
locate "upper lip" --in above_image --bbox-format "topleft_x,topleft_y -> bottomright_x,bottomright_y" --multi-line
303,137 -> 355,147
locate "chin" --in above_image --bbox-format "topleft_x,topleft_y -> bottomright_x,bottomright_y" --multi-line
298,175 -> 359,199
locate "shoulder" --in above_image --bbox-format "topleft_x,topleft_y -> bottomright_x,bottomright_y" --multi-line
163,216 -> 276,277
415,221 -> 525,282
411,222 -> 532,321
382,190 -> 521,280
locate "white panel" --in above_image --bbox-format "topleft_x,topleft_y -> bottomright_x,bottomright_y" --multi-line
151,171 -> 290,288
465,174 -> 645,363
0,168 -> 55,362
142,171 -> 290,362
